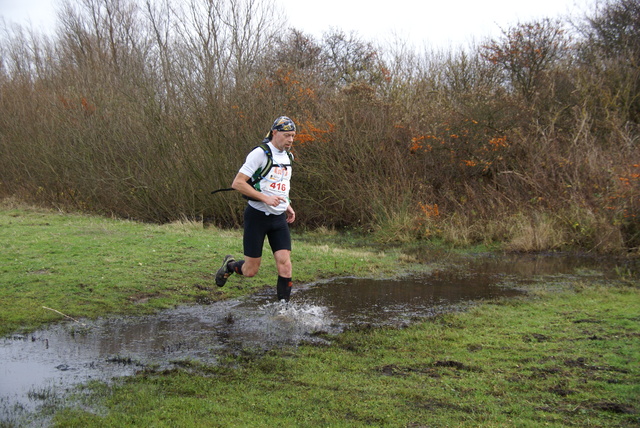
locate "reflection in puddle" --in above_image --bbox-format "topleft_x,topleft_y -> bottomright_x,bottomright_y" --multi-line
297,273 -> 523,325
0,253 -> 623,421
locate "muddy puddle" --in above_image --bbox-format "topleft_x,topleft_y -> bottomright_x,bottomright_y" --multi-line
0,252 -> 627,421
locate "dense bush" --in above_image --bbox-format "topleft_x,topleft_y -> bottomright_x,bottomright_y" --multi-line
1,0 -> 638,251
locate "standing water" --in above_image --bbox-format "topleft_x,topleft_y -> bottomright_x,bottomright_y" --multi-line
0,253 -> 624,422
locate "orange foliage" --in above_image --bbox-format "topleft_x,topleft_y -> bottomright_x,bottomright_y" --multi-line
410,135 -> 425,153
58,95 -> 95,116
612,163 -> 640,219
256,68 -> 317,104
419,202 -> 439,218
295,120 -> 335,145
407,119 -> 510,175
487,136 -> 509,150
231,105 -> 245,119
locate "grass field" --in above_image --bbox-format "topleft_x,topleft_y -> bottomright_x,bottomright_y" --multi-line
0,200 -> 414,337
1,201 -> 638,427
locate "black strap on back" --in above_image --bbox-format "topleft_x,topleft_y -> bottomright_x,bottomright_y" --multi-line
211,143 -> 292,196
247,143 -> 275,187
210,187 -> 234,195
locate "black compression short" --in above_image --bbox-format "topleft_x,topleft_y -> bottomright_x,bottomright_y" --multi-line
243,205 -> 291,258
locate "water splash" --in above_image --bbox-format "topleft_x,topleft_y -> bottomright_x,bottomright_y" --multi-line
261,300 -> 336,332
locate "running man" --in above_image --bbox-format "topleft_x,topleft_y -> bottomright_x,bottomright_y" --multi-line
215,116 -> 296,301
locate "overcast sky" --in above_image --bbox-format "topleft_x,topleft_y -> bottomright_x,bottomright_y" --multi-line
1,0 -> 592,49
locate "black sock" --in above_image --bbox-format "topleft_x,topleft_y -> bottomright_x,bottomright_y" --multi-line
276,276 -> 292,302
228,260 -> 245,275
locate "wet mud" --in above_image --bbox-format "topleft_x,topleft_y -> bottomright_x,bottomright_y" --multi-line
0,252 -> 630,420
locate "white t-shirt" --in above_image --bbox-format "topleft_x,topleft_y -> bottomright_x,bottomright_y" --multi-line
238,142 -> 293,215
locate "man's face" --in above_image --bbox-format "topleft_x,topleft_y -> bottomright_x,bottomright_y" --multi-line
271,130 -> 295,151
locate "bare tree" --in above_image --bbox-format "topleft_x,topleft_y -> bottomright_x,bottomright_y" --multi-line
481,19 -> 568,101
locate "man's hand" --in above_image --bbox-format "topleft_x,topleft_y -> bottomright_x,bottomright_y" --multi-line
264,195 -> 286,207
286,205 -> 296,223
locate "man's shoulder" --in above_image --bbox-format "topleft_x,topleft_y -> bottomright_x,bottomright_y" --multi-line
248,142 -> 271,156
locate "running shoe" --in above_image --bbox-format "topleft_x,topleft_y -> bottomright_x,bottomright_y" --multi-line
215,255 -> 235,287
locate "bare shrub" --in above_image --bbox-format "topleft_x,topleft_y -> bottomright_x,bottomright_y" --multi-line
481,19 -> 569,102
0,0 -> 638,252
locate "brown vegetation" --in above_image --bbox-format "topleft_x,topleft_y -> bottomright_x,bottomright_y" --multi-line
0,0 -> 638,252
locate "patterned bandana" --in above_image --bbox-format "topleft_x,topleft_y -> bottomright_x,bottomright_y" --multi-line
271,116 -> 296,132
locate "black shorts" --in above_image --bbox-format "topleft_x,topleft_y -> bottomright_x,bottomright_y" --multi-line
243,205 -> 291,258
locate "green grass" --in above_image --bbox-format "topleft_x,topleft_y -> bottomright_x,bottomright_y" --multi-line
2,201 -> 638,427
0,201 -> 415,336
52,282 -> 639,427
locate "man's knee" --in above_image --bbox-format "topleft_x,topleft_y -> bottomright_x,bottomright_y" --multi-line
274,250 -> 292,277
242,258 -> 261,277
